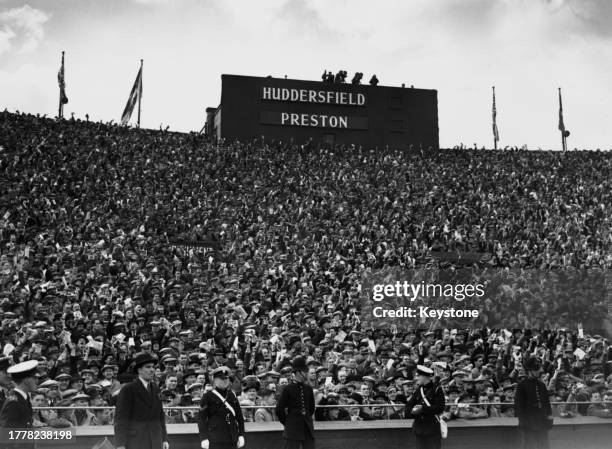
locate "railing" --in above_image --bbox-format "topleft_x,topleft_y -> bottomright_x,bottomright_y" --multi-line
32,401 -> 607,411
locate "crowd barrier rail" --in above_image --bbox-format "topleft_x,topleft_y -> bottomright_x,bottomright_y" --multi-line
31,400 -> 609,410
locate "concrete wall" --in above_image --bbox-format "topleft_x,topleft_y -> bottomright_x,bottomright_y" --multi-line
32,417 -> 612,449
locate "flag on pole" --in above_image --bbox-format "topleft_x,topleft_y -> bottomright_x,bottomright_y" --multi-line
558,88 -> 569,151
121,63 -> 143,126
558,88 -> 565,133
492,86 -> 499,146
58,52 -> 68,105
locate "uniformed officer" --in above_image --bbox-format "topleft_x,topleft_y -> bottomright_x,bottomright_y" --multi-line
0,360 -> 39,449
514,357 -> 553,449
0,356 -> 12,409
405,365 -> 445,449
198,366 -> 245,449
276,356 -> 316,449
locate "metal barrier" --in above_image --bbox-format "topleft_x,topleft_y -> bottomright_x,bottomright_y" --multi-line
33,401 -> 608,410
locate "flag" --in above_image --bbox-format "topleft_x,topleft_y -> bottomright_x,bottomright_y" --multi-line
121,63 -> 143,125
58,52 -> 68,105
492,86 -> 499,144
558,88 -> 565,133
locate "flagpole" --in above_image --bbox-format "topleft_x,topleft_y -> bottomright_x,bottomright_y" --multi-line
137,59 -> 143,128
59,51 -> 65,119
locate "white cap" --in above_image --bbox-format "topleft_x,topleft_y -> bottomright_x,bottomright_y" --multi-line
7,360 -> 39,378
416,364 -> 434,376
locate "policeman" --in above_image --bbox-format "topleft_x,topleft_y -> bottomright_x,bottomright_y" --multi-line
514,357 -> 553,449
405,365 -> 445,449
276,356 -> 316,449
0,356 -> 12,409
198,366 -> 245,449
0,360 -> 39,449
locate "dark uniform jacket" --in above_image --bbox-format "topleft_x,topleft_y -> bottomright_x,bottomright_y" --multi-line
514,377 -> 553,431
198,387 -> 245,444
0,387 -> 8,410
276,381 -> 315,441
404,382 -> 445,436
0,391 -> 35,449
113,379 -> 168,449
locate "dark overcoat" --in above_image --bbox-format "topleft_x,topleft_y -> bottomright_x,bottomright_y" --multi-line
114,380 -> 168,449
514,377 -> 552,431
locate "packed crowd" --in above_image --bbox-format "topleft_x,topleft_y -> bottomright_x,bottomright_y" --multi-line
1,111 -> 612,427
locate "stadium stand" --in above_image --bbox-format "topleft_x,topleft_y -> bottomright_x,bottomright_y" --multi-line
1,111 -> 612,427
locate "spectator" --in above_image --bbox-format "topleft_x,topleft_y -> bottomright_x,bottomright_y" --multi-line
73,393 -> 95,426
254,389 -> 277,422
454,394 -> 488,419
586,391 -> 612,418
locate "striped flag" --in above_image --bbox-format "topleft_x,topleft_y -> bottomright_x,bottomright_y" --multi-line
121,62 -> 143,126
492,86 -> 499,147
558,88 -> 565,133
58,52 -> 68,105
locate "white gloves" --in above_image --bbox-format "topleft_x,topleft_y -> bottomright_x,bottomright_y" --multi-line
202,436 -> 244,448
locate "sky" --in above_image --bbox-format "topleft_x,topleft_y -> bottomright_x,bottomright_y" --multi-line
1,0 -> 611,150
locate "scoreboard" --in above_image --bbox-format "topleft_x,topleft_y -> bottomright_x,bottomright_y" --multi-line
209,74 -> 439,149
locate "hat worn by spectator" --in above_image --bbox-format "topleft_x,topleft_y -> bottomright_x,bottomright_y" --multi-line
132,352 -> 157,372
62,389 -> 79,400
39,379 -> 59,389
187,383 -> 203,392
244,380 -> 260,391
183,369 -> 197,379
73,393 -> 90,402
8,360 -> 39,381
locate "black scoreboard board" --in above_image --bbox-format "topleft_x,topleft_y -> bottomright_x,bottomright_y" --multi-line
210,74 -> 439,149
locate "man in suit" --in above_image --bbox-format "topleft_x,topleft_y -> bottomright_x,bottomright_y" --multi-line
276,356 -> 316,449
114,352 -> 169,449
0,360 -> 39,449
515,357 -> 553,449
405,365 -> 445,449
198,366 -> 245,449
